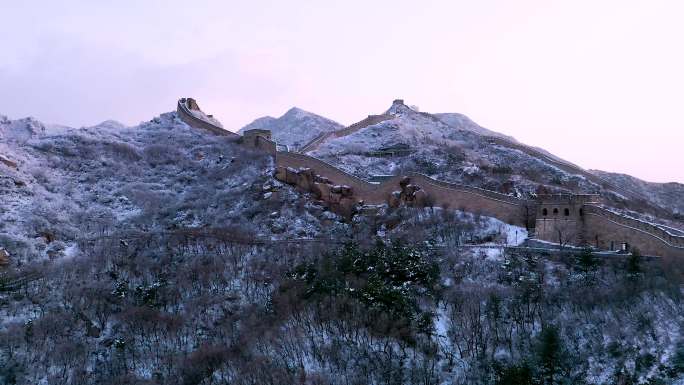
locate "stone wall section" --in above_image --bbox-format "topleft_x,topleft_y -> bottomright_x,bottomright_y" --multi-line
583,205 -> 684,255
176,98 -> 240,138
275,151 -> 529,226
534,199 -> 684,257
298,114 -> 393,153
280,152 -> 684,257
177,98 -> 684,257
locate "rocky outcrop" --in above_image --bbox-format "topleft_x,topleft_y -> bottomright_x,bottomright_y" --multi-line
0,248 -> 10,267
275,166 -> 359,218
388,177 -> 429,208
276,168 -> 434,217
0,155 -> 17,168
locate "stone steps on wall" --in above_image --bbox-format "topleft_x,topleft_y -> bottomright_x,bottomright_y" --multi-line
298,131 -> 334,153
298,114 -> 393,153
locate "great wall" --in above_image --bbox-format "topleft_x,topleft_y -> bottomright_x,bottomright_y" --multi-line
177,98 -> 684,258
298,113 -> 393,153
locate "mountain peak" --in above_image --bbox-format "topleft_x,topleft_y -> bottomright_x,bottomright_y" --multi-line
90,120 -> 127,131
285,106 -> 305,113
283,106 -> 317,119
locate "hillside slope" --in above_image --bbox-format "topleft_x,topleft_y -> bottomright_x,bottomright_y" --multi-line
434,112 -> 517,142
0,112 -> 350,263
592,170 -> 684,217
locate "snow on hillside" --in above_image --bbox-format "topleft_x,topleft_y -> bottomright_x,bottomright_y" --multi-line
85,119 -> 128,132
0,112 -> 350,263
2,107 -> 684,385
303,100 -> 684,228
592,170 -> 684,217
435,112 -> 517,142
312,100 -> 600,197
239,107 -> 342,150
311,100 -> 486,158
0,108 -> 537,264
0,115 -> 47,143
1,113 -> 131,138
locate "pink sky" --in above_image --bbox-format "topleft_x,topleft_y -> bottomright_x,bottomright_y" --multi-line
1,1 -> 682,183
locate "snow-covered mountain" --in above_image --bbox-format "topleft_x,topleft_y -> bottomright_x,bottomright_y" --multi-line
2,106 -> 684,385
304,99 -> 683,229
0,114 -> 129,139
0,112 -> 352,263
312,99 -> 581,190
239,107 -> 343,150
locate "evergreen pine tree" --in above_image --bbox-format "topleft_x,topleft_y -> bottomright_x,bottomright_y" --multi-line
537,325 -> 564,385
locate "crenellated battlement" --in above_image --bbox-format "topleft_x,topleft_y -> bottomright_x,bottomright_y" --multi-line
536,194 -> 602,204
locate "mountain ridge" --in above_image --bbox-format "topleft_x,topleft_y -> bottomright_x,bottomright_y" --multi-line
3,98 -> 681,228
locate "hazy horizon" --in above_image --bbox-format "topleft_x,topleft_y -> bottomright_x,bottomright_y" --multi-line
2,1 -> 682,183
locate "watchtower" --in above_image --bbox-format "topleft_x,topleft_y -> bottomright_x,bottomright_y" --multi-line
534,194 -> 602,245
242,129 -> 276,154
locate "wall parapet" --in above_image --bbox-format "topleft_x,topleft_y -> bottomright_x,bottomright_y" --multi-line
299,132 -> 334,153
333,114 -> 393,138
276,151 -> 370,187
277,152 -> 524,204
275,151 -> 529,226
405,172 -> 523,206
298,114 -> 393,153
536,194 -> 602,205
584,204 -> 684,249
176,98 -> 239,138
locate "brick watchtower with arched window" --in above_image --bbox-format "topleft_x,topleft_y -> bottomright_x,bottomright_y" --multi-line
534,193 -> 602,246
